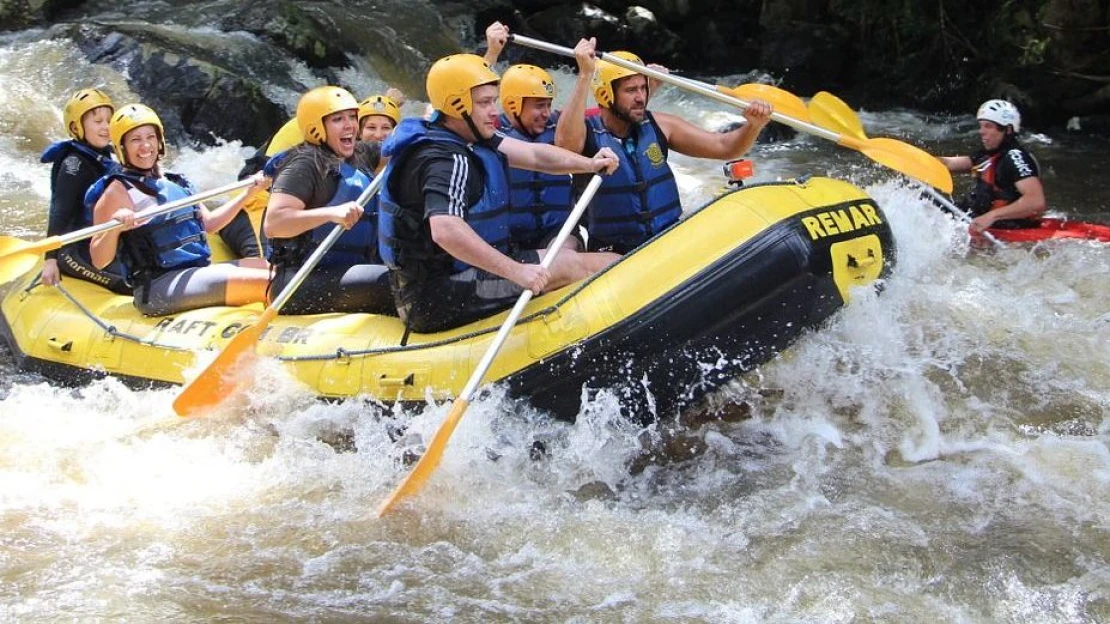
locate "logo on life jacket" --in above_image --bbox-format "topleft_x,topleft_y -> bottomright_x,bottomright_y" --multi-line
1007,149 -> 1034,178
645,142 -> 665,168
801,202 -> 883,240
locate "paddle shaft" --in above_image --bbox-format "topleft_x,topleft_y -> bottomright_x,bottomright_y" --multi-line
509,34 -> 844,142
267,175 -> 385,312
921,186 -> 1004,248
377,175 -> 604,516
170,174 -> 385,418
58,177 -> 256,249
461,174 -> 602,400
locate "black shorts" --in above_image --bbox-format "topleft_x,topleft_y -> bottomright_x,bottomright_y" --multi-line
398,249 -> 541,333
269,262 -> 395,315
57,246 -> 132,295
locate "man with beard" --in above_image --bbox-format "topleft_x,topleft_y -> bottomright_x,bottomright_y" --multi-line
939,99 -> 1046,233
556,37 -> 773,254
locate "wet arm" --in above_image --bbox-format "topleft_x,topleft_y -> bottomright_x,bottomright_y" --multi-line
201,174 -> 267,233
89,180 -> 131,269
968,176 -> 1047,232
655,110 -> 765,160
940,156 -> 972,172
554,40 -> 595,154
263,192 -> 353,238
499,136 -> 604,175
997,176 -> 1046,219
483,21 -> 508,67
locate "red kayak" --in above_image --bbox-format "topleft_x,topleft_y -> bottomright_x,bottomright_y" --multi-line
983,218 -> 1110,244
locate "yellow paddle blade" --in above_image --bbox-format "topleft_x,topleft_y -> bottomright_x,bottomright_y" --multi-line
0,236 -> 51,284
0,234 -> 65,260
852,136 -> 953,193
809,91 -> 867,140
172,307 -> 277,417
377,398 -> 470,516
809,91 -> 951,192
724,83 -> 811,123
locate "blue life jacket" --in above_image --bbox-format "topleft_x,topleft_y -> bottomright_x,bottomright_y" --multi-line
262,150 -> 288,178
498,112 -> 573,248
85,169 -> 210,279
586,111 -> 681,250
40,139 -> 120,178
268,160 -> 376,269
379,118 -> 511,274
40,140 -> 120,259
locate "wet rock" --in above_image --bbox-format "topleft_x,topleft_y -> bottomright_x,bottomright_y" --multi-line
525,3 -> 629,52
628,424 -> 709,473
571,480 -> 619,501
758,23 -> 851,99
624,6 -> 682,60
0,0 -> 75,30
221,1 -> 349,69
50,21 -> 290,147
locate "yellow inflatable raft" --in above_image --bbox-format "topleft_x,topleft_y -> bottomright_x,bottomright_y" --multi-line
0,176 -> 893,419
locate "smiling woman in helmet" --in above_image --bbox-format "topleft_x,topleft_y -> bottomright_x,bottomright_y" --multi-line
940,99 -> 1046,233
357,87 -> 405,176
376,53 -> 619,334
86,103 -> 270,316
262,85 -> 394,315
358,88 -> 404,143
39,88 -> 132,293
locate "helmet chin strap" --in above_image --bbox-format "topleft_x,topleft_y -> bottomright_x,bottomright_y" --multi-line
513,114 -> 538,140
463,112 -> 493,146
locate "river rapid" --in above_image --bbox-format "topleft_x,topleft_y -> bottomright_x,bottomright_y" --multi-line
1,35 -> 1109,622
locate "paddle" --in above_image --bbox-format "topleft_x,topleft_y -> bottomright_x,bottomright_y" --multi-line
376,174 -> 606,516
172,175 -> 386,417
0,178 -> 256,284
807,91 -> 1003,248
508,34 -> 952,194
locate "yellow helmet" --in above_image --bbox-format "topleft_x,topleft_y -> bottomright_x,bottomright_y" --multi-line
426,54 -> 499,119
296,86 -> 359,145
499,65 -> 555,117
358,95 -> 401,127
63,88 -> 113,141
109,103 -> 165,166
592,51 -> 644,108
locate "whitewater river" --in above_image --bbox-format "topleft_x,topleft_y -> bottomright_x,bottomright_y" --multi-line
1,37 -> 1108,622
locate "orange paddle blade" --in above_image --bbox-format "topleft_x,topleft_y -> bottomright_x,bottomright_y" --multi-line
377,398 -> 470,516
725,83 -> 811,123
172,307 -> 277,417
809,91 -> 867,140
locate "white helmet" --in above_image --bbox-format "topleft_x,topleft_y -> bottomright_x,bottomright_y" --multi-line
977,99 -> 1021,132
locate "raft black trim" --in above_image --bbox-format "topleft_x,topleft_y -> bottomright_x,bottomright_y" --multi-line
504,198 -> 897,421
